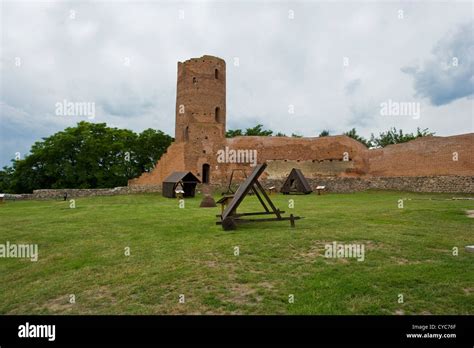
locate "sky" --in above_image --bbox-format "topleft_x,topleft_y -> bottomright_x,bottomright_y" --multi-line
0,0 -> 473,167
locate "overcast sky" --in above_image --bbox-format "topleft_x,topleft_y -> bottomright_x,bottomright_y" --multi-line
1,0 -> 473,167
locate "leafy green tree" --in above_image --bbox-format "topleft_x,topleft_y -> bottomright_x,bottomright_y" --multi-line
245,124 -> 273,136
225,129 -> 243,138
134,129 -> 174,172
2,122 -> 173,193
319,130 -> 330,137
343,128 -> 371,147
0,166 -> 14,193
291,133 -> 303,138
370,127 -> 434,148
274,132 -> 286,137
226,124 -> 273,137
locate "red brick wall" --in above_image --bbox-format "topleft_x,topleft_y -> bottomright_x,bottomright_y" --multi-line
128,142 -> 186,186
129,133 -> 473,186
368,134 -> 474,177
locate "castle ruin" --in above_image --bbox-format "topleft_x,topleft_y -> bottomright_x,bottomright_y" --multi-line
128,55 -> 474,193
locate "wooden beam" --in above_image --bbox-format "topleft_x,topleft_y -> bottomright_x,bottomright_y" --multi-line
233,211 -> 286,217
221,164 -> 267,221
254,180 -> 281,218
232,217 -> 301,223
251,184 -> 269,212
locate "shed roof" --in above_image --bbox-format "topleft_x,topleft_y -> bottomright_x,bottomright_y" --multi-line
163,171 -> 200,184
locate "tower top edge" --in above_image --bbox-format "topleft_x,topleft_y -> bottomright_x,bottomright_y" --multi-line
179,55 -> 226,65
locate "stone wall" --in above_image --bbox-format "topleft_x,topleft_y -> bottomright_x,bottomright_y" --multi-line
30,185 -> 162,200
2,193 -> 35,200
265,158 -> 355,179
5,175 -> 473,200
264,176 -> 474,194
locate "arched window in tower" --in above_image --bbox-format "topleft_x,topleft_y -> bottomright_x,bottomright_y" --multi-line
215,69 -> 219,79
183,126 -> 189,142
202,164 -> 210,184
192,77 -> 197,85
215,107 -> 221,123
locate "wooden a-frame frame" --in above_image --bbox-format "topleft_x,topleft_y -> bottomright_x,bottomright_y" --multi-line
280,168 -> 313,194
216,163 -> 301,230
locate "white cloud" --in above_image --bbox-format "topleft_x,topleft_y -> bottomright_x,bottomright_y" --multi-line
0,1 -> 473,166
402,21 -> 474,106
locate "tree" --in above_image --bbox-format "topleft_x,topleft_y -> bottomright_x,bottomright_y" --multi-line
319,130 -> 330,137
226,124 -> 273,137
343,128 -> 371,147
274,132 -> 286,137
0,166 -> 14,193
370,127 -> 434,148
226,129 -> 243,138
2,122 -> 173,193
291,133 -> 302,138
134,129 -> 174,172
244,124 -> 273,136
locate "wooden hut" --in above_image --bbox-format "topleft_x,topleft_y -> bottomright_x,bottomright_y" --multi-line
162,172 -> 200,198
280,168 -> 312,194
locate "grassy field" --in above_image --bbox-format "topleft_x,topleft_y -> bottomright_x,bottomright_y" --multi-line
0,191 -> 472,315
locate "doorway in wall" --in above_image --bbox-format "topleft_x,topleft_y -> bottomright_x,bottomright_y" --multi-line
202,163 -> 210,184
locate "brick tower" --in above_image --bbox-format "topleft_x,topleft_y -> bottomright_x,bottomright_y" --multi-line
175,55 -> 226,142
175,55 -> 226,184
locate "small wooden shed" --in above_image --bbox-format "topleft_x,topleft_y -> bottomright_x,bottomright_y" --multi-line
280,168 -> 312,194
162,172 -> 200,198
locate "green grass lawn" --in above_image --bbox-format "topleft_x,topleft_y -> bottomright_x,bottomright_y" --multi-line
0,191 -> 472,315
